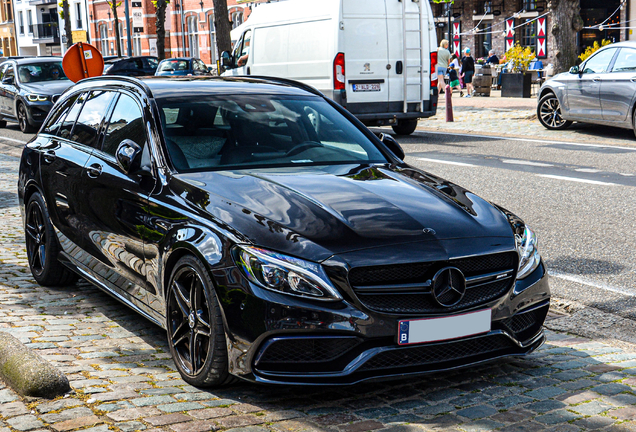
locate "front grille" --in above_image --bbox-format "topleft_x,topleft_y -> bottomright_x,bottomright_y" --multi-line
348,262 -> 431,286
359,334 -> 515,371
349,252 -> 517,314
51,94 -> 60,103
358,279 -> 511,314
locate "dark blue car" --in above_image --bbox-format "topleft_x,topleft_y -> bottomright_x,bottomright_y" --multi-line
155,57 -> 211,76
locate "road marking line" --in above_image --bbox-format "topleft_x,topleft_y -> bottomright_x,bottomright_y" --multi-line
416,157 -> 476,167
410,130 -> 636,152
0,136 -> 27,144
502,159 -> 554,167
575,168 -> 601,173
549,270 -> 636,297
537,174 -> 618,186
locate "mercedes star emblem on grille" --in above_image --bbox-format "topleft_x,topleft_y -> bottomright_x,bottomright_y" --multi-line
432,267 -> 467,307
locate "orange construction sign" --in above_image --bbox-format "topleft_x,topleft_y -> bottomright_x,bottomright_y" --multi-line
62,42 -> 104,83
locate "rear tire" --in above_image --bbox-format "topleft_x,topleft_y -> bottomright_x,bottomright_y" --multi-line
391,119 -> 418,135
25,192 -> 77,286
166,255 -> 233,387
537,93 -> 572,130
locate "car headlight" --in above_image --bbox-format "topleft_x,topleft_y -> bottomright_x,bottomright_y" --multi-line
27,94 -> 48,102
496,206 -> 541,279
515,224 -> 541,279
232,245 -> 342,301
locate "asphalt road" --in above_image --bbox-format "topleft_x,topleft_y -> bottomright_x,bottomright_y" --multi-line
372,127 -> 636,323
3,124 -> 636,322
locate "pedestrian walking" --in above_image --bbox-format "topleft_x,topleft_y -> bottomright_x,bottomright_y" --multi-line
461,48 -> 475,97
436,40 -> 451,94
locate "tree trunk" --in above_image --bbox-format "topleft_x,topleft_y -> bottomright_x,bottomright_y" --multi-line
111,2 -> 122,57
212,0 -> 232,66
61,0 -> 73,49
155,0 -> 167,60
549,0 -> 584,74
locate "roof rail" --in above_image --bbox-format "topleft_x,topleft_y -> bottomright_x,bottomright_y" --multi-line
232,75 -> 325,97
74,75 -> 153,98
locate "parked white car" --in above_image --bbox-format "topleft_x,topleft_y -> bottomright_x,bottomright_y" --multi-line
222,0 -> 439,135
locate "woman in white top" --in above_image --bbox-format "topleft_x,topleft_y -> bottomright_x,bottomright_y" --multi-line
436,40 -> 451,94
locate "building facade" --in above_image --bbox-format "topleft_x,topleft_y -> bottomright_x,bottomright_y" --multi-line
0,0 -> 16,56
431,0 -> 628,67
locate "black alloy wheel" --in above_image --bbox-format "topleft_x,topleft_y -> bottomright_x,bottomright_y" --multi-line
166,255 -> 231,387
25,193 -> 77,286
537,93 -> 572,130
18,103 -> 35,133
392,119 -> 418,135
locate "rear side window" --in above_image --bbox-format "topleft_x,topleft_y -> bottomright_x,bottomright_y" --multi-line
70,90 -> 116,148
58,93 -> 87,139
42,94 -> 79,135
611,48 -> 636,72
145,57 -> 158,69
102,94 -> 145,156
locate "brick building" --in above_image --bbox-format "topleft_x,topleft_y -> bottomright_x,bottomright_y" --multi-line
88,0 -> 265,66
430,0 -> 628,68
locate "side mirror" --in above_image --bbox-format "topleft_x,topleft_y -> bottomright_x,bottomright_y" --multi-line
221,51 -> 233,68
569,65 -> 579,74
116,139 -> 143,174
2,76 -> 13,85
376,132 -> 405,160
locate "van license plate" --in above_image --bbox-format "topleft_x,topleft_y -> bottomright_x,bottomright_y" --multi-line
353,83 -> 381,92
398,309 -> 491,345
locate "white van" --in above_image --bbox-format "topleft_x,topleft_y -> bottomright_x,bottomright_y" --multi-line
222,0 -> 438,135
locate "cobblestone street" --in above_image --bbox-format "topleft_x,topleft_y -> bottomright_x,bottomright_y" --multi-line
3,146 -> 636,432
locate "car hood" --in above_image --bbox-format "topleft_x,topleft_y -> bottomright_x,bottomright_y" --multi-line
173,164 -> 515,261
20,80 -> 73,95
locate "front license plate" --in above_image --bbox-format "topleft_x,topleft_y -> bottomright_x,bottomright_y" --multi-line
352,83 -> 381,92
398,309 -> 491,345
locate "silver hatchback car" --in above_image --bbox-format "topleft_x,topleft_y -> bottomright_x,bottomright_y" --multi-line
537,41 -> 636,135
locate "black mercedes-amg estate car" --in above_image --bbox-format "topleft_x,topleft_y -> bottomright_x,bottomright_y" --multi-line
18,76 -> 550,386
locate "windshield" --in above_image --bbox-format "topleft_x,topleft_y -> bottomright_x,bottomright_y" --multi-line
157,95 -> 387,171
158,60 -> 190,72
18,62 -> 68,83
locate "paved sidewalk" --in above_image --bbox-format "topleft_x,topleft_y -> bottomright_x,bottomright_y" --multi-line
418,91 -> 636,148
4,153 -> 636,432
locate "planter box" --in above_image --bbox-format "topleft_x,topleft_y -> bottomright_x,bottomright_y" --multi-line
501,72 -> 532,98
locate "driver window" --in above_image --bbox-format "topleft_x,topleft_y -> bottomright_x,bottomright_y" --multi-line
231,33 -> 244,68
611,48 -> 636,72
237,30 -> 251,67
582,48 -> 617,74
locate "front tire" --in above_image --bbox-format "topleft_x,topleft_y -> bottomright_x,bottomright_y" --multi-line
537,93 -> 572,130
166,255 -> 231,387
18,103 -> 35,133
392,119 -> 418,135
25,192 -> 77,286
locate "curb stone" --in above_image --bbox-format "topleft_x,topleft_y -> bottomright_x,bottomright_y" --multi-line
0,331 -> 70,398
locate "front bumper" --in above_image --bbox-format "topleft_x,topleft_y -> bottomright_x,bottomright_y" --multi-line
215,256 -> 550,385
24,100 -> 54,126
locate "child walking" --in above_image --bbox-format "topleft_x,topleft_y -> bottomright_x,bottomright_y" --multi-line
447,65 -> 463,97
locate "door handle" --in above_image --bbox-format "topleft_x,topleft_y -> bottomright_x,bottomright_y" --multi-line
86,163 -> 102,178
247,66 -> 251,75
42,150 -> 56,163
396,61 -> 403,75
630,77 -> 636,83
592,77 -> 601,82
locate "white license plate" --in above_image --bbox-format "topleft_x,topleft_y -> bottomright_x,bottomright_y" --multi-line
352,83 -> 381,92
398,309 -> 491,345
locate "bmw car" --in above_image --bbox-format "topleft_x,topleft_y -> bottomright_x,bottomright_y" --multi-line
538,41 -> 636,134
18,76 -> 550,386
0,57 -> 73,133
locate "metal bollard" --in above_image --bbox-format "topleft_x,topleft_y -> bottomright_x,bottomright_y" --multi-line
445,84 -> 453,122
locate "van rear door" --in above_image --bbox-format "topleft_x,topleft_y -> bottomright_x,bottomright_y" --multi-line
342,0 -> 390,113
386,0 -> 432,113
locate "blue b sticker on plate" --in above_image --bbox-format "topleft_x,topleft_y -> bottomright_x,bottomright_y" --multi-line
399,320 -> 409,344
